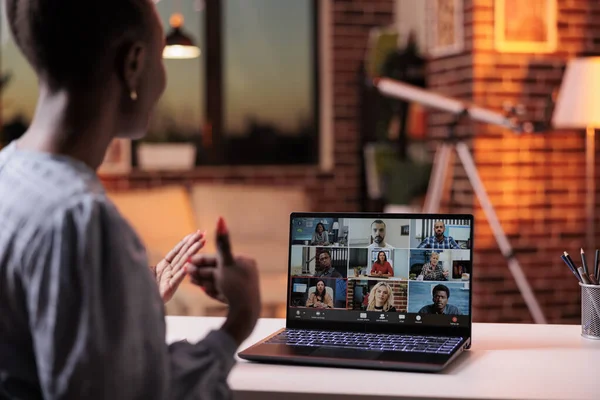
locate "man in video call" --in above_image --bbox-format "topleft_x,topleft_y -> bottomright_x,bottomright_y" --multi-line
368,220 -> 394,249
314,250 -> 342,278
418,284 -> 461,315
417,220 -> 460,249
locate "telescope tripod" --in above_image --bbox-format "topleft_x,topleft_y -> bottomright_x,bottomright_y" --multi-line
422,120 -> 547,324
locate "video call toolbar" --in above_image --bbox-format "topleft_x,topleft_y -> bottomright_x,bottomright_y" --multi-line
288,217 -> 472,326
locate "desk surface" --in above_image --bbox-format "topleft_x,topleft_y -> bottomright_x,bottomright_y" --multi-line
166,316 -> 600,400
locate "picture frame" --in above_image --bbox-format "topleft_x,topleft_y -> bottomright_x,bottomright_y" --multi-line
426,0 -> 464,58
97,138 -> 132,176
401,225 -> 410,236
494,0 -> 557,53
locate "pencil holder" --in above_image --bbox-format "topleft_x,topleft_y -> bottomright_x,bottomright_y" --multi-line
580,283 -> 600,340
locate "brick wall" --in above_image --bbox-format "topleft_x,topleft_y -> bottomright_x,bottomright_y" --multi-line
391,280 -> 408,311
429,0 -> 600,323
101,0 -> 396,214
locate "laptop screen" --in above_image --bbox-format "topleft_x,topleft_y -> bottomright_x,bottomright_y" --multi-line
287,214 -> 472,328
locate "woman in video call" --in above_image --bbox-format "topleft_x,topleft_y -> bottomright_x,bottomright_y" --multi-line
0,1 -> 261,399
370,251 -> 394,277
311,222 -> 330,246
306,279 -> 334,308
420,252 -> 449,281
366,282 -> 397,312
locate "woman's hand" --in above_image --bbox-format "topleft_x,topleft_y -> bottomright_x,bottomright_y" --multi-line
153,230 -> 206,303
186,218 -> 261,346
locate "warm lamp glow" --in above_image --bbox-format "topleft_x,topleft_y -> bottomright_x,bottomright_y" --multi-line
163,44 -> 201,59
169,13 -> 184,29
552,57 -> 600,129
163,12 -> 200,60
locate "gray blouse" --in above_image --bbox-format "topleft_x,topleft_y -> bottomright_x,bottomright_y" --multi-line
0,142 -> 237,399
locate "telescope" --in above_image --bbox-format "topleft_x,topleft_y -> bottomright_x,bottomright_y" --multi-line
373,77 -> 542,135
372,76 -> 547,325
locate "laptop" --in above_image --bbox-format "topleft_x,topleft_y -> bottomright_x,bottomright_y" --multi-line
238,212 -> 473,372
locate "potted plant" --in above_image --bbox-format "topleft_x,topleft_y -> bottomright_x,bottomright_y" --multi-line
137,106 -> 198,171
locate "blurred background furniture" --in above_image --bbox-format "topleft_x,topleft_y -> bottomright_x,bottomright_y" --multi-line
108,184 -> 310,318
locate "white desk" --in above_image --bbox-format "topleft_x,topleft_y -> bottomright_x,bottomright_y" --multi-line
166,316 -> 600,400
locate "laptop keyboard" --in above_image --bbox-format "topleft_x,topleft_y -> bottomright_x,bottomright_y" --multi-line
266,329 -> 463,354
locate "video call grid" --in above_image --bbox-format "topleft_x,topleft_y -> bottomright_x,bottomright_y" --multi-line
288,217 -> 473,317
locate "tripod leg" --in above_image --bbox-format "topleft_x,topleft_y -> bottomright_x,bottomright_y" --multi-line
423,143 -> 453,213
455,142 -> 547,324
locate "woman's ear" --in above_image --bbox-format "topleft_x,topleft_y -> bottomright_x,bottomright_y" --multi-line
120,41 -> 147,95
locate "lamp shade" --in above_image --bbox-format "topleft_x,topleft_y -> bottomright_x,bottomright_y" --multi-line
163,13 -> 201,59
552,57 -> 600,128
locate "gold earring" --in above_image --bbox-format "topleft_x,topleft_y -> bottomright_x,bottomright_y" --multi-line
130,90 -> 138,101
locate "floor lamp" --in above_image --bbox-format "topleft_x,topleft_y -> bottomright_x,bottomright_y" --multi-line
552,57 -> 600,253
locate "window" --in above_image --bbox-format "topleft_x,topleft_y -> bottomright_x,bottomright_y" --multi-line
0,0 -> 320,167
151,0 -> 320,166
150,0 -> 205,146
218,0 -> 320,165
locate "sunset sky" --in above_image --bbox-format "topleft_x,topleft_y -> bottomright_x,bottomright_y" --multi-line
1,0 -> 314,136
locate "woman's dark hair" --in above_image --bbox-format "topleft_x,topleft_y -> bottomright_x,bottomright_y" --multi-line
6,0 -> 152,89
376,251 -> 387,264
314,222 -> 325,233
313,279 -> 326,300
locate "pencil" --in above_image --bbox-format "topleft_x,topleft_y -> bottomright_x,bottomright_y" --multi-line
564,251 -> 577,271
578,267 -> 591,284
564,251 -> 579,275
580,248 -> 589,275
595,249 -> 599,282
561,254 -> 582,283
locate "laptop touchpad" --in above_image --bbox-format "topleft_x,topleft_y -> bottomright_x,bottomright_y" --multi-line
311,348 -> 380,360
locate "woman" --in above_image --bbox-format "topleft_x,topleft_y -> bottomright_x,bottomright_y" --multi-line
366,282 -> 396,312
306,279 -> 333,308
420,252 -> 448,281
0,1 -> 260,399
370,251 -> 394,277
311,222 -> 330,246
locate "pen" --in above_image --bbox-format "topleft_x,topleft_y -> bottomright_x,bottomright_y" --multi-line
589,274 -> 599,285
580,248 -> 589,275
561,254 -> 582,283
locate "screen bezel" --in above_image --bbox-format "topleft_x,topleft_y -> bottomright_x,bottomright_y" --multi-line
285,212 -> 473,339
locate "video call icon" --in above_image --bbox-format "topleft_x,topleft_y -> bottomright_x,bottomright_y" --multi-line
360,313 -> 367,319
